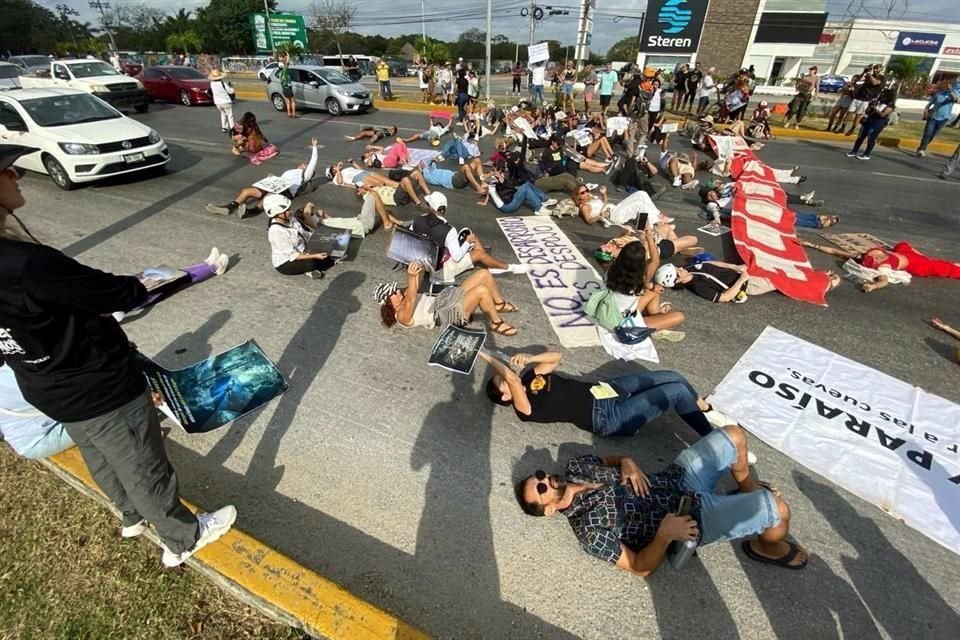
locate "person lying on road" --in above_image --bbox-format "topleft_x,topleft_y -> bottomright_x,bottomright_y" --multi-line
345,125 -> 398,144
654,261 -> 841,303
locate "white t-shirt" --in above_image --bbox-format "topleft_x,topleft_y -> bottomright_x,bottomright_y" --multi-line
531,66 -> 546,86
268,218 -> 311,268
699,74 -> 716,99
210,79 -> 235,106
419,68 -> 428,89
338,166 -> 365,185
649,88 -> 662,112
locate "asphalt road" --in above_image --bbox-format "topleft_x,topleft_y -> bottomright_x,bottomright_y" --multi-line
16,100 -> 960,639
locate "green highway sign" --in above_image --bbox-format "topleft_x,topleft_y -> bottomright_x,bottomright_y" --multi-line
251,12 -> 308,53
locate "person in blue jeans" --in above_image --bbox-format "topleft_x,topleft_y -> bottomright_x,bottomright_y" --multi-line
436,134 -> 480,163
0,364 -> 75,459
479,177 -> 557,214
916,85 -> 959,156
481,350 -> 719,438
846,88 -> 897,160
514,426 -> 807,575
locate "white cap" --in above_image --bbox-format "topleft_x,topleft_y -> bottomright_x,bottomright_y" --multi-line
654,264 -> 678,288
263,193 -> 292,217
424,192 -> 448,211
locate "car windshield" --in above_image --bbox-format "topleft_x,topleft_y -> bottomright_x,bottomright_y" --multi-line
19,56 -> 50,67
315,68 -> 352,85
167,67 -> 205,80
68,62 -> 121,78
0,66 -> 20,79
21,93 -> 121,127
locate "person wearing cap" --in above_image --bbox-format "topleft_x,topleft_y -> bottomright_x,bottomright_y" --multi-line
783,66 -> 819,130
375,262 -> 520,336
654,261 -> 840,304
0,144 -> 236,567
208,69 -> 235,132
207,137 -> 319,217
749,101 -> 773,139
264,194 -> 334,277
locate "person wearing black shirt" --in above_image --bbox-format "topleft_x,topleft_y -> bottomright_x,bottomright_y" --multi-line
455,69 -> 470,122
0,144 -> 236,568
654,261 -> 840,302
671,63 -> 689,111
845,64 -> 885,135
846,87 -> 897,160
481,350 -> 714,438
684,63 -> 703,112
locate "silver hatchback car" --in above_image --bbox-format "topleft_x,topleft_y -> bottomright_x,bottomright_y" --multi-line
265,64 -> 372,116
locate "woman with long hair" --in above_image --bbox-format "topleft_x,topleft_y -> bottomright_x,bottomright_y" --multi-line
375,263 -> 520,336
604,236 -> 686,339
0,144 -> 235,568
232,111 -> 278,165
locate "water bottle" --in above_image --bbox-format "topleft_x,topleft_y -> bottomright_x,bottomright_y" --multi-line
668,495 -> 698,569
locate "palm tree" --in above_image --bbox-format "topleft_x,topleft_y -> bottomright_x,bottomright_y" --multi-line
275,41 -> 305,61
164,9 -> 193,32
886,56 -> 924,89
166,31 -> 203,56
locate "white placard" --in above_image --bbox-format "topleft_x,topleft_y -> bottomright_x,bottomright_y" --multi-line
528,42 -> 550,65
252,175 -> 296,194
497,216 -> 601,348
660,122 -> 679,133
711,326 -> 960,556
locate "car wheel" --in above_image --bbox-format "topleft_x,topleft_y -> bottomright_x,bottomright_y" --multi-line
43,155 -> 74,191
180,90 -> 192,106
326,98 -> 343,116
135,103 -> 149,113
271,93 -> 286,111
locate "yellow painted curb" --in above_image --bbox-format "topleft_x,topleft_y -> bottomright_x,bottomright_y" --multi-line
44,447 -> 428,640
766,126 -> 956,156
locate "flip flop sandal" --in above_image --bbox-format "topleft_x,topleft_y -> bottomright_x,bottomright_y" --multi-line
659,301 -> 673,314
741,540 -> 807,570
494,301 -> 520,313
490,320 -> 518,336
727,480 -> 780,496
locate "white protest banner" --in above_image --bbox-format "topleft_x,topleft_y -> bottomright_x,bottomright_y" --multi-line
497,216 -> 602,348
528,42 -> 550,64
660,122 -> 679,133
711,326 -> 960,556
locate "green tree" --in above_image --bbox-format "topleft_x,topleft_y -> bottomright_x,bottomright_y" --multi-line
167,31 -> 203,55
2,0 -> 60,54
606,35 -> 637,63
419,37 -> 451,65
196,0 -> 277,55
886,56 -> 924,88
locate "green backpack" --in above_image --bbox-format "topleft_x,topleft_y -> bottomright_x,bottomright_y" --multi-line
584,288 -> 624,331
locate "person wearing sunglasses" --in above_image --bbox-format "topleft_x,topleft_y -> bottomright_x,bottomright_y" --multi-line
0,144 -> 236,568
514,425 -> 807,575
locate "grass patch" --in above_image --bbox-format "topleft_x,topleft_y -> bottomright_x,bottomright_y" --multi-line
780,115 -> 960,147
0,445 -> 303,640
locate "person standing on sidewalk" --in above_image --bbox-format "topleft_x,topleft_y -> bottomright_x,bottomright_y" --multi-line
511,62 -> 523,98
375,58 -> 393,100
846,88 -> 897,161
940,143 -> 960,179
208,69 -> 235,133
916,83 -> 959,156
598,63 -> 618,113
0,144 -> 237,568
783,66 -> 819,129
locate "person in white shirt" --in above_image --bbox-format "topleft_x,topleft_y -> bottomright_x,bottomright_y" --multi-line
439,63 -> 454,105
697,67 -> 717,115
206,137 -> 319,217
530,62 -> 546,107
208,69 -> 236,132
265,194 -> 334,277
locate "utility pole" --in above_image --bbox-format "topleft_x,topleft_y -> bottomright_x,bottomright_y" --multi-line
263,0 -> 275,57
574,0 -> 593,71
421,0 -> 427,46
485,0 -> 492,100
88,1 -> 118,54
528,0 -> 536,46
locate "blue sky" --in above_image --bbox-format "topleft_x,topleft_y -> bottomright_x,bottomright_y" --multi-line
52,0 -> 959,56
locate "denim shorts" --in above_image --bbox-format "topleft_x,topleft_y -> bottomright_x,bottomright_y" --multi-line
562,83 -> 574,95
673,429 -> 780,546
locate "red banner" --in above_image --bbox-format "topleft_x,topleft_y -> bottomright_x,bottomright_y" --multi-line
727,154 -> 830,306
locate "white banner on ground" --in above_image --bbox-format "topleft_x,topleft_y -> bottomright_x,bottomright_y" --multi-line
711,326 -> 960,556
497,216 -> 602,348
528,42 -> 550,64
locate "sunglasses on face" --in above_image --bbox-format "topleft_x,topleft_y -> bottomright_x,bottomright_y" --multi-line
535,469 -> 549,495
577,189 -> 588,195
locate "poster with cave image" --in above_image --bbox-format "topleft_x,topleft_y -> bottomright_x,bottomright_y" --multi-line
428,325 -> 487,375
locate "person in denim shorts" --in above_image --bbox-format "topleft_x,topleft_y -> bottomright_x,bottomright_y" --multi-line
515,426 -> 807,575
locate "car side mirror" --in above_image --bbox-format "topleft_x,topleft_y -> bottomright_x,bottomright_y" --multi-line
56,73 -> 70,81
4,121 -> 27,132
309,81 -> 320,87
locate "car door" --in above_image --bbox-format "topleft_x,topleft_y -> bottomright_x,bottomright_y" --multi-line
303,71 -> 328,109
52,63 -> 71,86
0,102 -> 42,172
140,68 -> 160,98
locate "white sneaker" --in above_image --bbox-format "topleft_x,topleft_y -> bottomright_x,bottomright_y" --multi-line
121,519 -> 147,538
458,157 -> 465,165
435,155 -> 445,162
585,182 -> 598,191
680,179 -> 699,191
205,247 -> 220,265
542,198 -> 558,207
213,254 -> 229,276
672,176 -> 682,188
111,311 -> 126,323
161,505 -> 237,568
800,190 -> 815,203
704,407 -> 737,428
652,328 -> 685,342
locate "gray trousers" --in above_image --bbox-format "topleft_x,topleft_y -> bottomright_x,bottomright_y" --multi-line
943,143 -> 960,177
535,173 -> 578,193
62,390 -> 198,554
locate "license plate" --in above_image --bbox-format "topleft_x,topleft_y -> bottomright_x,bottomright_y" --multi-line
363,100 -> 370,105
123,152 -> 145,163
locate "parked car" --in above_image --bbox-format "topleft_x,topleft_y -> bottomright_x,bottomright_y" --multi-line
19,59 -> 149,112
258,61 -> 279,81
818,74 -> 849,93
138,66 -> 213,105
7,55 -> 50,76
0,87 -> 169,190
0,62 -> 22,90
265,65 -> 372,116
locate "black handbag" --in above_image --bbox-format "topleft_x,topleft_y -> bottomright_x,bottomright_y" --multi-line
613,299 -> 655,345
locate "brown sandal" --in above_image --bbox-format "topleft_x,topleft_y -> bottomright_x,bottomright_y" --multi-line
494,300 -> 519,313
490,320 -> 518,336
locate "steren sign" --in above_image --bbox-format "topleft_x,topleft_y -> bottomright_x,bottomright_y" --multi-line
638,0 -> 710,55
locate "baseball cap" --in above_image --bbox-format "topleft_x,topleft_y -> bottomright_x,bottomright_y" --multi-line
263,193 -> 292,217
0,144 -> 39,177
424,192 -> 447,211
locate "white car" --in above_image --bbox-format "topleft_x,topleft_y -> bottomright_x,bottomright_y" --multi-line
257,61 -> 279,81
0,87 -> 169,190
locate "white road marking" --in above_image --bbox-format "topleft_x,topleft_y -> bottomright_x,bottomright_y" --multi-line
871,171 -> 955,184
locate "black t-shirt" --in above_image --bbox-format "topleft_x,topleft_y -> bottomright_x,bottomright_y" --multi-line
854,74 -> 884,101
411,212 -> 451,247
686,69 -> 703,91
674,69 -> 687,86
681,263 -> 742,303
0,240 -> 148,422
516,369 -> 594,430
456,76 -> 469,93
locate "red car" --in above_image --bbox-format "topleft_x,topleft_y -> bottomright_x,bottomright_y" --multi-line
137,65 -> 212,106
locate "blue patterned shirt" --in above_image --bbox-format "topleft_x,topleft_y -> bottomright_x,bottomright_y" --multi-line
561,455 -> 699,564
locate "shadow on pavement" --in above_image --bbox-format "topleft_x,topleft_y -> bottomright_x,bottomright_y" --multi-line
792,471 -> 960,638
923,337 -> 959,366
205,269 -> 365,489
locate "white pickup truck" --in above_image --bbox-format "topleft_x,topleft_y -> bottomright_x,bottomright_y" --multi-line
20,59 -> 150,113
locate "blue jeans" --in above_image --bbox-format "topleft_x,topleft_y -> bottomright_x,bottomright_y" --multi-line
591,370 -> 712,437
795,211 -> 819,228
440,138 -> 470,159
530,84 -> 544,107
851,118 -> 887,156
456,92 -> 469,121
918,118 -> 947,152
674,429 -> 781,545
17,424 -> 75,459
944,143 -> 960,177
378,80 -> 393,99
498,182 -> 547,213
